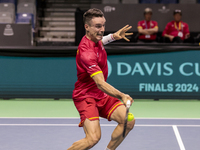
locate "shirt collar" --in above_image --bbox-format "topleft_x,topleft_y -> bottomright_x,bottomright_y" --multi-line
85,35 -> 99,47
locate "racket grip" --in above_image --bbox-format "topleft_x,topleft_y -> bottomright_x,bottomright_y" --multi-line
126,100 -> 131,108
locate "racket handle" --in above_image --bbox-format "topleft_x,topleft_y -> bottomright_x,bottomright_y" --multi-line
126,100 -> 131,108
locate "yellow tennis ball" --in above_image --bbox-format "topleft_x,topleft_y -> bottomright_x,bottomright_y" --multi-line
127,113 -> 134,121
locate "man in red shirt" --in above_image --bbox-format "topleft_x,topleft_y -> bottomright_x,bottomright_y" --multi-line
68,8 -> 135,150
162,9 -> 192,43
137,8 -> 158,42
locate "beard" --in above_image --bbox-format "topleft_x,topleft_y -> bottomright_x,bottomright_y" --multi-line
96,32 -> 104,39
87,31 -> 104,43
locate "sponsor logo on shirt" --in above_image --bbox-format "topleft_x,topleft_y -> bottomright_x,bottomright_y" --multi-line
89,65 -> 96,69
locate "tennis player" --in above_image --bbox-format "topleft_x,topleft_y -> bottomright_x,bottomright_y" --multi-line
68,8 -> 135,150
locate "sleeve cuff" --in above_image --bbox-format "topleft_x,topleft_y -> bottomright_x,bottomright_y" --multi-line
90,71 -> 103,77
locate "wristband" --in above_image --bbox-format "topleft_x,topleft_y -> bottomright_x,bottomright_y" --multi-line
102,34 -> 115,45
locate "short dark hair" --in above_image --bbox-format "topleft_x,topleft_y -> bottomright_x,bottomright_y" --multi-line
83,8 -> 104,25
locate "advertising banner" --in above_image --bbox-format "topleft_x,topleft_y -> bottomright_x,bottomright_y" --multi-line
107,50 -> 200,99
0,50 -> 199,99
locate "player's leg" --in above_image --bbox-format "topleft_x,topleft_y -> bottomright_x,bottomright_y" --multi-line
67,119 -> 101,150
107,105 -> 135,150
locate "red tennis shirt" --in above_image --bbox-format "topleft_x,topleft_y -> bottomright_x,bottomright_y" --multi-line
72,36 -> 108,101
137,20 -> 158,40
162,20 -> 190,40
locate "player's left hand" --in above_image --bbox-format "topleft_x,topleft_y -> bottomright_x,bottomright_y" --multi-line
121,94 -> 134,106
185,33 -> 190,39
113,25 -> 133,42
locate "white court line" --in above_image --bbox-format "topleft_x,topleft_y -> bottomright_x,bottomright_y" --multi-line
0,117 -> 80,119
0,117 -> 199,120
173,125 -> 186,150
0,124 -> 200,127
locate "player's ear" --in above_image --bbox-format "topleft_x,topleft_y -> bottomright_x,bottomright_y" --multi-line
85,24 -> 89,32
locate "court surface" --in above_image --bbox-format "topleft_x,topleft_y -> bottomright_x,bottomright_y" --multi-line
0,117 -> 200,150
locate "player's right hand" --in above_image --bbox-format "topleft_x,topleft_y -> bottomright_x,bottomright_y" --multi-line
121,94 -> 134,106
169,35 -> 174,42
113,25 -> 133,42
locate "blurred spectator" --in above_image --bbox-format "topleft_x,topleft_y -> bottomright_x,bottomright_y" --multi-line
162,9 -> 194,43
137,8 -> 158,43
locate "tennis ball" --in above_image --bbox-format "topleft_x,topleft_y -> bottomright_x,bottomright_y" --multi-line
127,113 -> 134,121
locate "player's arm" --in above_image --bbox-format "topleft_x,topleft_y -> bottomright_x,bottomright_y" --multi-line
162,23 -> 174,41
138,27 -> 158,35
137,22 -> 148,35
92,72 -> 133,105
164,34 -> 174,41
102,25 -> 133,45
184,24 -> 190,39
146,27 -> 158,34
146,22 -> 159,34
138,27 -> 149,35
185,33 -> 190,39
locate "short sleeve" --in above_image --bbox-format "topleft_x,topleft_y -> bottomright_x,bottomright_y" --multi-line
79,46 -> 102,77
137,21 -> 142,29
162,22 -> 170,36
184,23 -> 190,34
154,21 -> 158,28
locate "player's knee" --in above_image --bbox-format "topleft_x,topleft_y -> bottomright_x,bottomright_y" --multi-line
127,118 -> 135,131
87,133 -> 101,148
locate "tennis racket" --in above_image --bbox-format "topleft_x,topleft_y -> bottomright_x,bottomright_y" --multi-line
122,100 -> 131,138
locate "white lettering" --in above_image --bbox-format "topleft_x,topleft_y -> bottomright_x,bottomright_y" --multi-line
179,63 -> 193,76
155,84 -> 161,91
167,83 -> 173,92
143,62 -> 156,75
195,63 -> 200,76
139,83 -> 145,91
157,63 -> 161,76
89,65 -> 96,68
117,62 -> 131,76
131,63 -> 145,76
139,83 -> 174,92
163,62 -> 173,76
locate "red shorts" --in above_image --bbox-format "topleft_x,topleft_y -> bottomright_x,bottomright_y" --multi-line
73,95 -> 124,127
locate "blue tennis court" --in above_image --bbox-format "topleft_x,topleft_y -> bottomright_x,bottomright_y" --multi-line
0,118 -> 199,150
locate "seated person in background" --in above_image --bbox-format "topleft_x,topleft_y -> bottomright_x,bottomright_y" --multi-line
137,8 -> 158,43
162,9 -> 194,43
